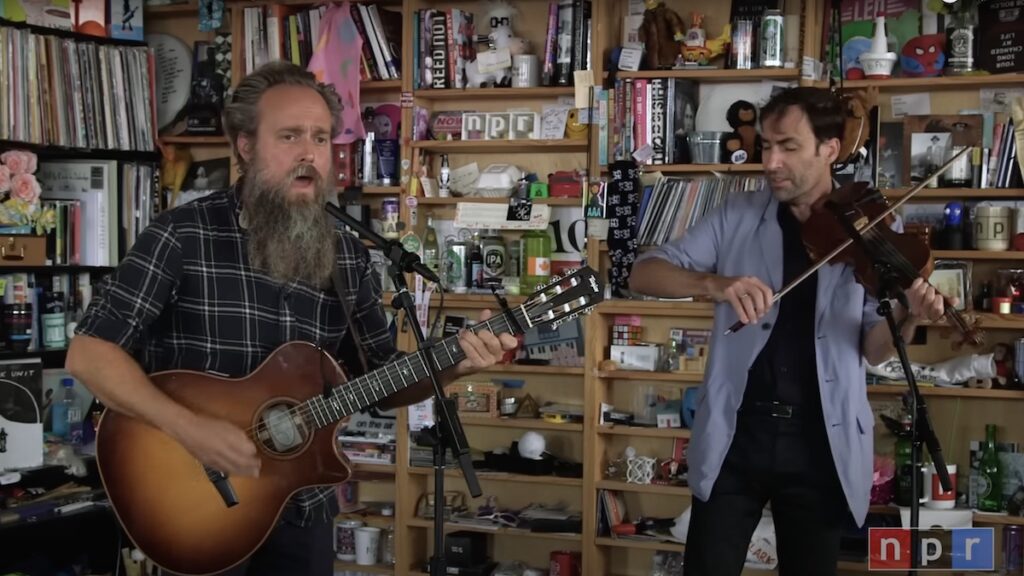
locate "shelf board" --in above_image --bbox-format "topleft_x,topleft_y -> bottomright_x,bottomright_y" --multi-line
360,185 -> 402,195
885,187 -> 1024,199
0,16 -> 145,46
480,364 -> 583,376
459,416 -> 583,432
595,536 -> 685,552
597,479 -> 692,496
616,68 -> 800,81
0,347 -> 68,369
159,135 -> 228,145
817,72 -> 1024,91
414,196 -> 582,206
411,139 -> 588,153
946,312 -> 1024,330
868,504 -> 1024,525
0,139 -> 159,161
596,300 -> 715,317
414,86 -> 574,100
597,425 -> 691,439
427,292 -> 528,308
866,385 -> 1024,400
406,518 -> 582,540
362,79 -> 402,91
143,0 -> 199,14
933,250 -> 1024,260
601,163 -> 764,174
333,562 -> 394,574
350,463 -> 396,481
408,467 -> 583,486
596,370 -> 704,383
3,265 -> 114,273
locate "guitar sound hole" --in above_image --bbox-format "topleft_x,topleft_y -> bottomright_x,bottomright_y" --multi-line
256,403 -> 310,455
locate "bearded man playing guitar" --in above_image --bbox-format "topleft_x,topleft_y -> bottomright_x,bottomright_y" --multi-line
66,61 -> 518,576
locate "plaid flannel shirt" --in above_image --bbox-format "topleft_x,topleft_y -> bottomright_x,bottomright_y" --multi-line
75,186 -> 401,526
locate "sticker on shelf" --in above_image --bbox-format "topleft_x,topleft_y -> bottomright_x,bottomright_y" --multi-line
401,92 -> 414,108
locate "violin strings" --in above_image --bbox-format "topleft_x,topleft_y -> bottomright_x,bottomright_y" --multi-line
861,228 -> 973,333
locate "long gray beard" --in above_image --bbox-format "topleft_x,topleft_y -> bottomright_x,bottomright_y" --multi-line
242,165 -> 337,288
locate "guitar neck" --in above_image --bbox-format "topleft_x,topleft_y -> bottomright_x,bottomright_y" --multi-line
302,303 -> 530,429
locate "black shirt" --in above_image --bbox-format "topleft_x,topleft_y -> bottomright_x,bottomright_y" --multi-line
741,202 -> 821,411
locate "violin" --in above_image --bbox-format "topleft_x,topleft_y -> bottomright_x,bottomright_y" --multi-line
726,146 -> 985,349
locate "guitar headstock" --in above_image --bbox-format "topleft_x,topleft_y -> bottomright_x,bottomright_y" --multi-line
521,266 -> 604,330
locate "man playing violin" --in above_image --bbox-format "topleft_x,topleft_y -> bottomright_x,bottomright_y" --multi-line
629,86 -> 948,575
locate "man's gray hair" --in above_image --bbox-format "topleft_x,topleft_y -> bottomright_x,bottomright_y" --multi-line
222,61 -> 343,168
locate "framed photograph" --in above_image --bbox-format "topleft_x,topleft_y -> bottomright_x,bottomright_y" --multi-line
929,260 -> 973,311
461,112 -> 488,140
901,115 -> 983,186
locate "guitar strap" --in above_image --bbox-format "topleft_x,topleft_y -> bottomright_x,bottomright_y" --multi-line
331,263 -> 371,377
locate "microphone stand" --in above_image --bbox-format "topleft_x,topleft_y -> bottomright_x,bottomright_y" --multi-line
874,264 -> 951,574
324,202 -> 480,576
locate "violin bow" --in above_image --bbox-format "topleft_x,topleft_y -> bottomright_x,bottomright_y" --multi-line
725,145 -> 973,335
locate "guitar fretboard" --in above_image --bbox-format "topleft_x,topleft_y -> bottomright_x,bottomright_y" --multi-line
297,304 -> 529,430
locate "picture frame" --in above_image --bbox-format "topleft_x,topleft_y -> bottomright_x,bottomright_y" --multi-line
461,112 -> 488,140
929,259 -> 973,311
901,115 -> 983,187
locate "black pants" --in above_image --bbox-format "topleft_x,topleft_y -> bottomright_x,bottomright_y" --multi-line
162,515 -> 334,576
683,410 -> 851,576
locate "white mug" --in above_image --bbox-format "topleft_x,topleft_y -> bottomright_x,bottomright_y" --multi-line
974,206 -> 1012,251
921,463 -> 957,509
512,54 -> 539,88
354,526 -> 381,565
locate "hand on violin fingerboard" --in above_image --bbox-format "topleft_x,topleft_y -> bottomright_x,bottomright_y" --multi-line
711,275 -> 775,325
904,277 -> 955,322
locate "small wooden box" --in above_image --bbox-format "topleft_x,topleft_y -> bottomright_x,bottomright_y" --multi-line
449,382 -> 499,417
0,235 -> 47,267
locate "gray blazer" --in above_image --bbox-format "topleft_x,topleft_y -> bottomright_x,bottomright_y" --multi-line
636,184 -> 882,526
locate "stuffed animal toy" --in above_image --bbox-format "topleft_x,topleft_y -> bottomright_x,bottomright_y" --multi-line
639,0 -> 686,69
725,100 -> 761,163
465,2 -> 529,88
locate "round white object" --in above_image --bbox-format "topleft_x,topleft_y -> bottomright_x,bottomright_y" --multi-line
146,33 -> 193,131
517,431 -> 546,460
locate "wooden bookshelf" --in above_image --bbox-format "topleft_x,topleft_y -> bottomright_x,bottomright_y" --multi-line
885,187 -> 1024,199
159,135 -> 229,145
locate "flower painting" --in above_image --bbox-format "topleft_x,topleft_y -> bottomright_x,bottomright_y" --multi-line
0,150 -> 57,236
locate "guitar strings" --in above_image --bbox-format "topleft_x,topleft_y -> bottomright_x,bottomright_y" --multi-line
241,293 -> 570,441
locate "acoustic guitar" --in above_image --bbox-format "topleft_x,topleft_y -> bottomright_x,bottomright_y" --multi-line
95,267 -> 604,575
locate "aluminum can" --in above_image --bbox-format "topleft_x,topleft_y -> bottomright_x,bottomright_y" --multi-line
1005,525 -> 1023,574
443,240 -> 468,293
381,198 -> 399,239
760,9 -> 784,68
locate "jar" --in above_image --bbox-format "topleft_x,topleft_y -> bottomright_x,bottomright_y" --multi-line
335,519 -> 363,561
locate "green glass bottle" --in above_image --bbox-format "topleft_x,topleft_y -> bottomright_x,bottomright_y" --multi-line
519,229 -> 551,294
978,424 -> 1004,512
423,216 -> 439,276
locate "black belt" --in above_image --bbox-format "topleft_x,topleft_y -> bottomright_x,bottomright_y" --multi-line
740,400 -> 801,419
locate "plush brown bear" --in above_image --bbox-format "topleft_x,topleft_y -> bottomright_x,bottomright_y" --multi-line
726,100 -> 761,163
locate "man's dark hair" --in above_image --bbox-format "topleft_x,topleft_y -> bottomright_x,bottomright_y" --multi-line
760,86 -> 844,145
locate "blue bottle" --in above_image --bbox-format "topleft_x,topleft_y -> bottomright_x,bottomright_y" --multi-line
51,378 -> 77,439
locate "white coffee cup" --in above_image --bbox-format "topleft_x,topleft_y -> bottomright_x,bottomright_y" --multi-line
512,54 -> 539,88
921,463 -> 957,509
974,206 -> 1012,251
354,526 -> 381,565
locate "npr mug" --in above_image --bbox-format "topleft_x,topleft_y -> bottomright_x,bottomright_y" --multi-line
974,206 -> 1012,251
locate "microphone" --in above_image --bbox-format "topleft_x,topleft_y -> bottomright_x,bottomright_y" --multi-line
324,201 -> 441,284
